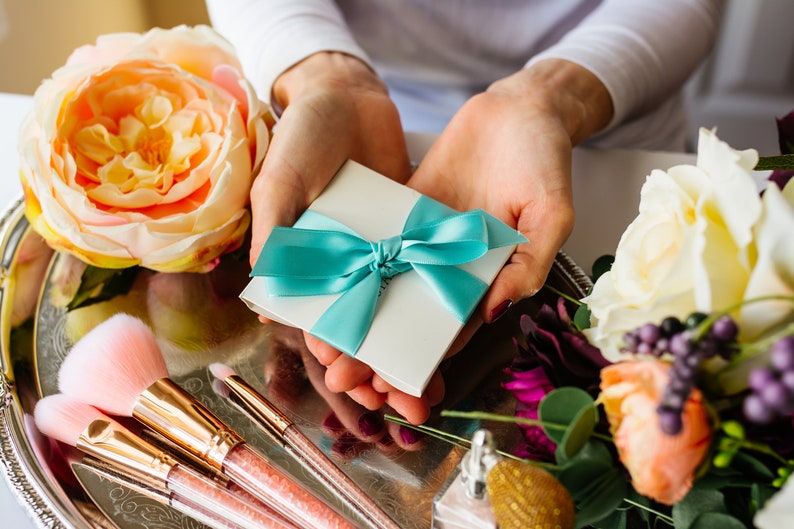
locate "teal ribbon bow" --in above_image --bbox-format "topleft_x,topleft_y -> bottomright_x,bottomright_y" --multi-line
251,195 -> 527,356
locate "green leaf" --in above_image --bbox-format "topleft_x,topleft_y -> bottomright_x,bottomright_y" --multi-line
591,507 -> 627,529
591,254 -> 614,281
689,512 -> 749,529
538,387 -> 596,445
755,153 -> 794,171
672,489 -> 727,529
556,401 -> 598,463
573,303 -> 592,331
67,265 -> 140,311
557,457 -> 628,528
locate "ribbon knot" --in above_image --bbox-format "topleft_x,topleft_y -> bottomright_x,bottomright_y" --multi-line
251,195 -> 527,356
369,235 -> 406,277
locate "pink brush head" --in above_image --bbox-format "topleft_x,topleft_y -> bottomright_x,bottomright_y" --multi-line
34,394 -> 105,447
208,362 -> 235,381
58,313 -> 169,417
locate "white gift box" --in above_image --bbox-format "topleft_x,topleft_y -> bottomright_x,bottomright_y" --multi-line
240,160 -> 522,397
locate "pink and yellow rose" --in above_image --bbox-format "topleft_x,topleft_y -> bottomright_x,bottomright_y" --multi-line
19,25 -> 272,273
599,359 -> 712,505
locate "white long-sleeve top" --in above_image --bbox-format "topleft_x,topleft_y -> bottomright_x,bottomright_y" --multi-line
205,0 -> 722,150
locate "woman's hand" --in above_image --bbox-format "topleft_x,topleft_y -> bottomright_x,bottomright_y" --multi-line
248,51 -> 412,266
408,58 -> 613,353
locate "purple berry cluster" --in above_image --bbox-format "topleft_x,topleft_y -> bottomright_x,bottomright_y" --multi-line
744,336 -> 794,424
622,312 -> 739,435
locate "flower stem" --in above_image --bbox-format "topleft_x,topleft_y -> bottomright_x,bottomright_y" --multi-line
621,498 -> 675,525
543,284 -> 582,306
693,294 -> 794,342
440,409 -> 613,443
384,414 -> 559,471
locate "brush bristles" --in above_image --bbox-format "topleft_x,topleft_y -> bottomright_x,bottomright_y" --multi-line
208,362 -> 235,381
58,313 -> 169,417
34,394 -> 105,447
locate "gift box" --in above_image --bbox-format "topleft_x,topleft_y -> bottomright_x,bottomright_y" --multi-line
240,160 -> 526,396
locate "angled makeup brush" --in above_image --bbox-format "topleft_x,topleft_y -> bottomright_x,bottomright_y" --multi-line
209,362 -> 401,529
34,393 -> 295,529
57,313 -> 356,529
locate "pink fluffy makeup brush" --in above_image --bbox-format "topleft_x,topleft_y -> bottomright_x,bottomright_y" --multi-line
57,313 -> 356,529
210,362 -> 400,529
34,394 -> 295,529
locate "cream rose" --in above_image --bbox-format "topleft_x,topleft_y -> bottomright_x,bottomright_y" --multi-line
19,25 -> 271,273
584,129 -> 760,360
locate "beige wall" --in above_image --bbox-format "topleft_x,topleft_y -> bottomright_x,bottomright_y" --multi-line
0,0 -> 209,95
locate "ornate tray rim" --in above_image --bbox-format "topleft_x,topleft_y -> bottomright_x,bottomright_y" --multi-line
0,197 -> 593,529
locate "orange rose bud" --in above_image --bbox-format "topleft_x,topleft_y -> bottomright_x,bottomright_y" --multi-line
599,359 -> 712,505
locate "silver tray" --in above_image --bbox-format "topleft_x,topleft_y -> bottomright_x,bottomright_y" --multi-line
0,198 -> 592,529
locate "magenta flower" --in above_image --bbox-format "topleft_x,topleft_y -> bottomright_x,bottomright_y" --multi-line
502,365 -> 557,461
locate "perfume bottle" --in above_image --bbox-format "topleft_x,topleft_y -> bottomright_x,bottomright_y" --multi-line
432,429 -> 501,529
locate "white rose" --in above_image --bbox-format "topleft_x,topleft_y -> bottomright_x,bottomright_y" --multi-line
584,129 -> 760,360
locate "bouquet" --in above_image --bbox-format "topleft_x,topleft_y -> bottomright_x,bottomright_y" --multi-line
426,118 -> 794,529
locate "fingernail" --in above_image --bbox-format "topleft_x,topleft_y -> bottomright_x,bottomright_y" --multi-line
323,413 -> 344,432
399,425 -> 424,446
331,433 -> 360,458
358,412 -> 385,437
489,299 -> 513,322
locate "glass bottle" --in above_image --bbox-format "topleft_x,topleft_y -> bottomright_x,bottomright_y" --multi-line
431,429 -> 501,528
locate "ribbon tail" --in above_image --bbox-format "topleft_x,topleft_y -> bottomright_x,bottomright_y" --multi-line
413,264 -> 489,322
309,271 -> 382,356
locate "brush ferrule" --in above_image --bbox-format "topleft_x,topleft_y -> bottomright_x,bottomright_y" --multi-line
77,418 -> 174,492
134,378 -> 243,470
225,375 -> 292,437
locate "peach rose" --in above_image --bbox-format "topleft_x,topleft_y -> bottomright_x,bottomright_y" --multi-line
19,25 -> 271,272
599,359 -> 712,505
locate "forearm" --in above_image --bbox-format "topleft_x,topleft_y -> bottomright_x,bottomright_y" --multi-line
205,0 -> 371,104
528,0 -> 723,128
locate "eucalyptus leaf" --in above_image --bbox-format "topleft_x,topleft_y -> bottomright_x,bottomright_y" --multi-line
557,458 -> 628,529
556,401 -> 598,462
591,254 -> 614,281
689,512 -> 748,529
538,387 -> 596,445
672,489 -> 727,529
573,303 -> 592,331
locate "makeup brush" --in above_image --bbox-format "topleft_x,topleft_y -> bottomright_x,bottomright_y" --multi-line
57,313 -> 356,529
209,362 -> 401,529
34,394 -> 296,529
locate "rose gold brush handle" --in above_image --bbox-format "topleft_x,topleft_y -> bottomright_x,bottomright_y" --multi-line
283,427 -> 400,529
223,443 -> 357,529
168,464 -> 298,529
218,372 -> 399,529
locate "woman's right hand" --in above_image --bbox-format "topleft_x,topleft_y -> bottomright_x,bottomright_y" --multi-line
248,51 -> 412,266
250,51 -> 424,420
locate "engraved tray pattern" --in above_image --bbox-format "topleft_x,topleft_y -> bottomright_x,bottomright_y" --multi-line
0,199 -> 592,529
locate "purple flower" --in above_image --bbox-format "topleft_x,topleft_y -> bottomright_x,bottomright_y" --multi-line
517,298 -> 611,396
501,298 -> 612,461
770,110 -> 794,189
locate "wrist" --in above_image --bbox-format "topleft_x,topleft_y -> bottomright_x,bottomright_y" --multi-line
272,52 -> 387,111
489,59 -> 613,145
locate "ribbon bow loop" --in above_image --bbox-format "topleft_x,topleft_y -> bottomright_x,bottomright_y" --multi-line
251,195 -> 526,356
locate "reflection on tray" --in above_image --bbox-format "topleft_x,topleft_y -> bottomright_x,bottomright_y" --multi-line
1,206 -> 590,529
